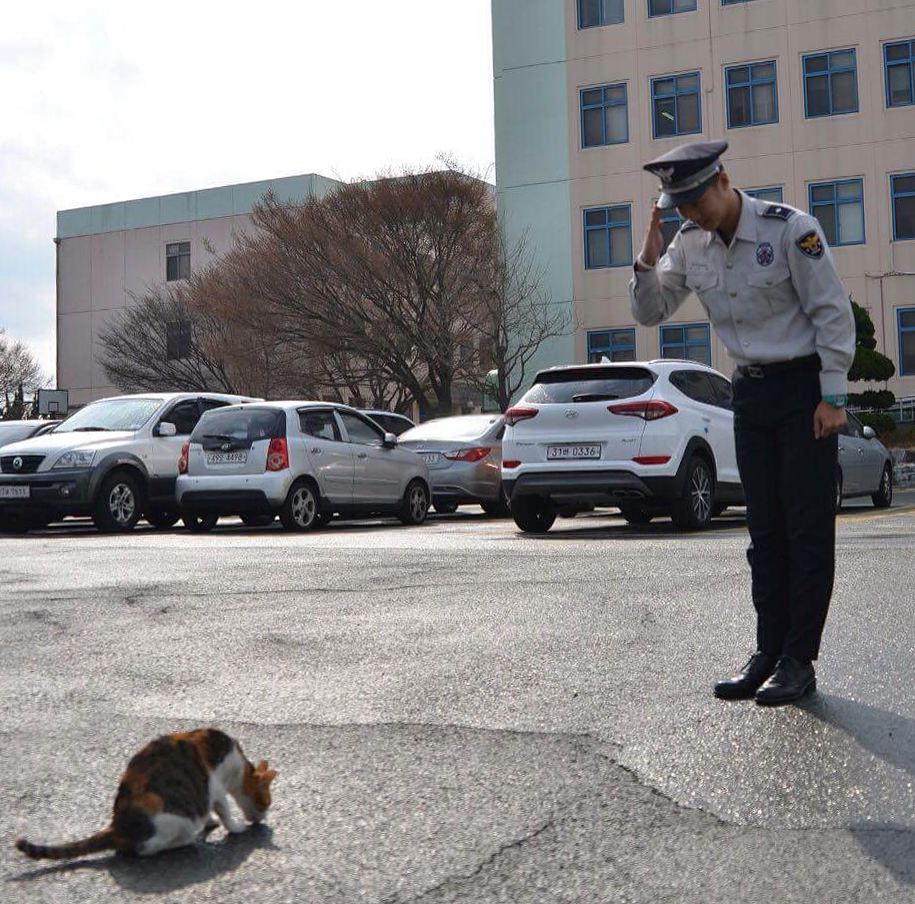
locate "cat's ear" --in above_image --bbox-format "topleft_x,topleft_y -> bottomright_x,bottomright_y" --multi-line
262,769 -> 278,785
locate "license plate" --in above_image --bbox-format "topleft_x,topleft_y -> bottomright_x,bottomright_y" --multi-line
206,451 -> 248,465
0,485 -> 30,499
547,444 -> 601,460
420,453 -> 441,465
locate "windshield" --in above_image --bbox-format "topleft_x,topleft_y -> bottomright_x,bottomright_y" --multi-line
521,367 -> 656,404
56,398 -> 162,433
401,416 -> 501,442
191,407 -> 285,444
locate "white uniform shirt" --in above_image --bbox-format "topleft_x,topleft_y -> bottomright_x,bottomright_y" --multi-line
628,191 -> 855,397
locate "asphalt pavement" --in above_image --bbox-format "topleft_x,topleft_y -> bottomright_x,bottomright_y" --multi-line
2,491 -> 915,903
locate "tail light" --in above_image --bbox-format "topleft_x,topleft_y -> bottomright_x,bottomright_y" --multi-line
633,455 -> 671,465
266,437 -> 289,471
502,460 -> 521,469
608,400 -> 678,421
178,441 -> 190,475
504,406 -> 538,426
444,447 -> 491,463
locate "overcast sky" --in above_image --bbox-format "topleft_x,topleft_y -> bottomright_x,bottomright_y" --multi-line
0,1 -> 496,380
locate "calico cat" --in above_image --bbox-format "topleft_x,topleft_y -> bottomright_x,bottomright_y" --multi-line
15,728 -> 276,859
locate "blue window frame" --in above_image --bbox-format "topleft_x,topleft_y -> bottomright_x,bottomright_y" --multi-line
808,179 -> 865,247
659,209 -> 682,254
584,205 -> 632,269
897,309 -> 915,376
892,173 -> 915,241
587,328 -> 636,363
578,0 -> 624,28
648,0 -> 697,16
581,84 -> 628,148
746,186 -> 784,204
660,323 -> 711,365
885,40 -> 915,107
722,0 -> 753,4
651,72 -> 701,138
726,61 -> 778,128
803,49 -> 858,118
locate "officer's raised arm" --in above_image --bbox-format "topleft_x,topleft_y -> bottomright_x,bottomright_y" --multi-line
628,204 -> 690,326
785,215 -> 856,399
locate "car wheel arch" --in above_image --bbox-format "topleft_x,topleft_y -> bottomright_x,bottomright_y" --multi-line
90,458 -> 149,503
677,437 -> 718,494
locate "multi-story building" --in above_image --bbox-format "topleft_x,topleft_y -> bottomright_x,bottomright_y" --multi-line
56,174 -> 342,405
492,0 -> 915,396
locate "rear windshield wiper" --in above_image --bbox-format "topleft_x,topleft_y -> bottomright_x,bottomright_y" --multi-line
571,393 -> 620,403
201,433 -> 237,442
71,426 -> 113,431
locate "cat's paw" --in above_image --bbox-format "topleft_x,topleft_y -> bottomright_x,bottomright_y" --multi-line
226,821 -> 248,835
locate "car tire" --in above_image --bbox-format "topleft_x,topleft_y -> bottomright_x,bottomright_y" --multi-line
671,456 -> 714,531
712,503 -> 728,517
280,480 -> 321,531
480,495 -> 509,517
872,463 -> 893,509
619,504 -> 653,526
399,480 -> 430,525
511,496 -> 556,533
93,471 -> 144,533
145,509 -> 180,530
183,512 -> 219,533
241,513 -> 276,527
433,497 -> 459,514
835,469 -> 843,514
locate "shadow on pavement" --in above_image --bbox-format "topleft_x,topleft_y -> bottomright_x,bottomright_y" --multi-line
8,824 -> 276,895
801,694 -> 915,884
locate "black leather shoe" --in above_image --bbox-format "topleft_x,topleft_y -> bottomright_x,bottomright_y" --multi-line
714,651 -> 778,699
755,656 -> 816,706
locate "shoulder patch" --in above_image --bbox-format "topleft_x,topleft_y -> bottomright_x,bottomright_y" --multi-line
760,204 -> 795,221
796,229 -> 824,259
679,220 -> 700,233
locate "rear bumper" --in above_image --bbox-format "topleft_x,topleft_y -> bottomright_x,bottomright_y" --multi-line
180,489 -> 275,515
427,467 -> 501,502
503,468 -> 680,505
176,474 -> 290,511
0,469 -> 93,517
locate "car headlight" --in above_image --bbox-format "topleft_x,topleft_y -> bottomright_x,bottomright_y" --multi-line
52,450 -> 96,470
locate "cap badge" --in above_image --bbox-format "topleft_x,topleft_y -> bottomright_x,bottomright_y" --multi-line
654,165 -> 675,184
755,242 -> 774,267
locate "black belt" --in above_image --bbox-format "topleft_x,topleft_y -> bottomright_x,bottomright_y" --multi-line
737,354 -> 821,379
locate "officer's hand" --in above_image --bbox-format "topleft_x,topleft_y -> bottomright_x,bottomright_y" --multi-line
813,401 -> 846,439
638,205 -> 664,268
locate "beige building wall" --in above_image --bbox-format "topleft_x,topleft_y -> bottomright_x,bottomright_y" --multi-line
552,0 -> 915,395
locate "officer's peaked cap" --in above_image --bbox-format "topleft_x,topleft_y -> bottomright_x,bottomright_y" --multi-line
644,140 -> 728,209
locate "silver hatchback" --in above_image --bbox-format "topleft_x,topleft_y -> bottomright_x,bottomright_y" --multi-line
398,414 -> 506,515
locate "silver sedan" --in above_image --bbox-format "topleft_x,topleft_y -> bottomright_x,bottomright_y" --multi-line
399,414 -> 507,515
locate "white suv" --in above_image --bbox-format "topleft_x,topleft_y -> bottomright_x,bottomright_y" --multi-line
501,361 -> 743,532
0,392 -> 255,532
175,402 -> 432,531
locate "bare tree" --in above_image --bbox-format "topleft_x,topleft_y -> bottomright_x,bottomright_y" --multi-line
0,331 -> 45,417
459,224 -> 575,412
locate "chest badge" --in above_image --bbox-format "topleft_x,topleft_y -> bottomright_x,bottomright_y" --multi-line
755,242 -> 774,267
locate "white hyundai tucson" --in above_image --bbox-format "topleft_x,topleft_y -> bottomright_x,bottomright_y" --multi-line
501,360 -> 744,532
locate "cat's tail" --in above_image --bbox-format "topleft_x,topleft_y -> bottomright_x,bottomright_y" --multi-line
15,828 -> 115,860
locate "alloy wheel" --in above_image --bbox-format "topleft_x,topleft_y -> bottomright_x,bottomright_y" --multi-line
690,464 -> 712,523
409,485 -> 428,521
291,486 -> 317,527
109,483 -> 136,525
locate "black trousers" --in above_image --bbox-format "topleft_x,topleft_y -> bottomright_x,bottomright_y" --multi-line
732,364 -> 838,661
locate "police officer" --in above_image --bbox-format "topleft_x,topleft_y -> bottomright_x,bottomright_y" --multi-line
629,140 -> 856,706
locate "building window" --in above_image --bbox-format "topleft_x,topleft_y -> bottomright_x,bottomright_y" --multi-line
166,321 -> 192,361
746,186 -> 784,204
726,61 -> 777,128
584,205 -> 632,269
659,209 -> 682,254
803,49 -> 858,118
588,329 -> 636,363
651,72 -> 701,138
578,0 -> 624,28
166,242 -> 191,281
808,179 -> 865,247
648,0 -> 696,16
899,309 -> 915,375
892,173 -> 915,241
581,84 -> 628,148
722,0 -> 753,4
660,323 -> 711,365
884,39 -> 915,107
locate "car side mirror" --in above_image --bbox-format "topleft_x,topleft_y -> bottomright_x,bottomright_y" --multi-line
862,426 -> 876,440
156,422 -> 177,437
383,432 -> 397,448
